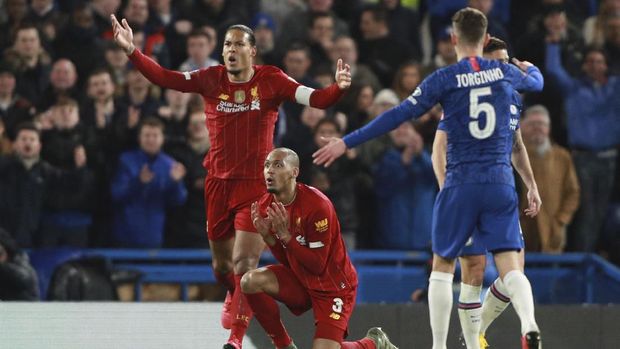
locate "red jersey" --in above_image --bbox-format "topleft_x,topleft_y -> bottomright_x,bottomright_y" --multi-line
129,50 -> 301,179
258,184 -> 358,294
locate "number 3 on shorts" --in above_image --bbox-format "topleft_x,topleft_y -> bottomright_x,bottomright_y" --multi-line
332,298 -> 344,313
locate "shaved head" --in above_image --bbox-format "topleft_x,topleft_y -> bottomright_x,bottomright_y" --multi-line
269,147 -> 300,168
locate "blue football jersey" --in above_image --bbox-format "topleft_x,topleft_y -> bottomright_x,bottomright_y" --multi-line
344,56 -> 542,188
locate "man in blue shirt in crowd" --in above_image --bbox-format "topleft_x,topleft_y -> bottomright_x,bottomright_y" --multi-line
545,43 -> 620,253
111,117 -> 187,248
314,7 -> 544,349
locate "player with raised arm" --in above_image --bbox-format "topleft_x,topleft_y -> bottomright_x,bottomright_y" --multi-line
243,147 -> 397,349
432,37 -> 531,349
313,8 -> 543,349
111,15 -> 351,349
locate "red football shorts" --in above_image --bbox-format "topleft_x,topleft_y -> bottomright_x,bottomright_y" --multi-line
205,177 -> 265,241
267,264 -> 357,343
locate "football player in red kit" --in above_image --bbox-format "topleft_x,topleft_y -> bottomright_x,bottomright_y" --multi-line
242,148 -> 398,349
111,15 -> 352,349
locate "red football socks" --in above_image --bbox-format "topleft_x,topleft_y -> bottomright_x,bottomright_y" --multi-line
341,338 -> 376,349
245,291 -> 292,348
228,274 -> 254,344
215,270 -> 235,292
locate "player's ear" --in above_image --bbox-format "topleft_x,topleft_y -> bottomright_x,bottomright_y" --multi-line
291,167 -> 299,179
450,32 -> 457,46
483,33 -> 490,47
250,45 -> 257,58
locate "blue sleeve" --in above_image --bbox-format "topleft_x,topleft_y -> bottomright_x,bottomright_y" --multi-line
110,155 -> 142,202
544,43 -> 576,96
504,63 -> 544,92
344,74 -> 442,148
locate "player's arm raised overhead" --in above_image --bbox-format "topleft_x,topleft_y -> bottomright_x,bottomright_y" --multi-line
111,15 -> 204,94
313,72 -> 443,167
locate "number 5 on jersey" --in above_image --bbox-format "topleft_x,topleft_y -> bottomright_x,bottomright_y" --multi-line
469,87 -> 496,139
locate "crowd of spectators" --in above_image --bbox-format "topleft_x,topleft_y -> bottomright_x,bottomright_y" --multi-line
0,0 -> 618,267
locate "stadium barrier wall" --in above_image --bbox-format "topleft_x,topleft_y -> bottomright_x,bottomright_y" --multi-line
28,249 -> 620,303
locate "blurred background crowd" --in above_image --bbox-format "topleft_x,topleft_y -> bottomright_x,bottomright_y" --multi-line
0,0 -> 618,272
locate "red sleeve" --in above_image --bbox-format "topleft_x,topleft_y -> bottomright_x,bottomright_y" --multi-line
284,199 -> 336,275
272,69 -> 301,101
268,240 -> 290,267
128,49 -> 205,94
309,83 -> 345,109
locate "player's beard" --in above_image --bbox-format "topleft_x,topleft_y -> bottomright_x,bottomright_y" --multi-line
267,187 -> 278,194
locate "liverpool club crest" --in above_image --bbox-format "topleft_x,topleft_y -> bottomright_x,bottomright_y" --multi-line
234,90 -> 245,103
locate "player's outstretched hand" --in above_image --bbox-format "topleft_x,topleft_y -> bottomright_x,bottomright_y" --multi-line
267,202 -> 291,243
335,58 -> 351,90
312,137 -> 346,167
524,187 -> 542,217
511,58 -> 534,72
111,14 -> 135,55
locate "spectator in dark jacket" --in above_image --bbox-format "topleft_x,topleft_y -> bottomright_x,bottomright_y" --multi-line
36,58 -> 81,113
164,111 -> 210,248
3,24 -> 52,108
0,61 -> 35,140
39,98 -> 96,247
0,227 -> 39,301
0,123 -> 90,247
111,117 -> 187,248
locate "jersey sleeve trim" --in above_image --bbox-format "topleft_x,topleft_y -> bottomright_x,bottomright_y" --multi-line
295,86 -> 315,106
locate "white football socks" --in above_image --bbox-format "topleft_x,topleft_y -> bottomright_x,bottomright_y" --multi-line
502,270 -> 540,335
458,283 -> 482,349
480,277 -> 512,335
429,271 -> 454,349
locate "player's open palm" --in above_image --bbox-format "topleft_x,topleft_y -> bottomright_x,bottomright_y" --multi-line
111,14 -> 135,54
524,187 -> 542,217
313,137 -> 346,167
251,202 -> 271,238
334,58 -> 351,90
267,202 -> 290,242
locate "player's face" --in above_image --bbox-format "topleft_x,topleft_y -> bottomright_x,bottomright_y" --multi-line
263,152 -> 297,194
483,49 -> 509,63
222,29 -> 256,76
14,130 -> 41,159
